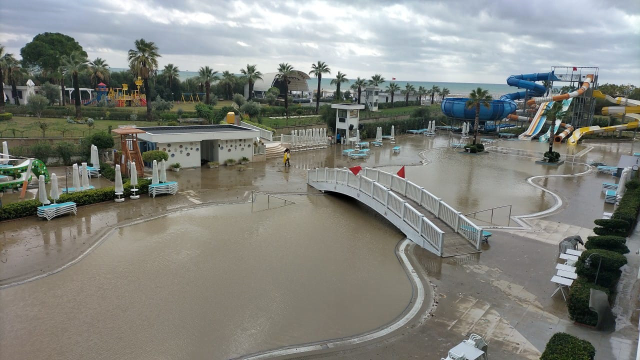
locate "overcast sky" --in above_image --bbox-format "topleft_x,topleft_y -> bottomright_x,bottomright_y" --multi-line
1,0 -> 639,85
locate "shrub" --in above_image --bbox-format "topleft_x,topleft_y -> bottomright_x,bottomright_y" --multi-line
100,163 -> 117,182
585,235 -> 629,254
594,218 -> 630,231
266,93 -> 276,105
241,101 -> 261,119
152,95 -> 173,111
160,112 -> 179,122
233,93 -> 246,107
86,118 -> 95,128
31,142 -> 52,164
176,108 -> 184,118
167,121 -> 179,126
0,199 -> 41,221
0,113 -> 12,121
142,150 -> 169,163
544,151 -> 561,163
224,158 -> 236,166
27,94 -> 49,118
464,144 -> 484,153
195,103 -> 215,122
40,82 -> 60,105
56,142 -> 76,166
540,332 -> 595,360
130,113 -> 138,121
575,248 -> 628,288
625,179 -> 640,191
611,187 -> 640,232
593,226 -> 626,236
568,277 -> 611,326
411,107 -> 431,119
88,131 -> 115,150
170,162 -> 181,169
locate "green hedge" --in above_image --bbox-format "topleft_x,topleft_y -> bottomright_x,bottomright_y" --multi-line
585,235 -> 629,254
0,178 -> 151,221
611,187 -> 640,233
464,144 -> 485,153
0,112 -> 12,121
540,332 -> 595,360
575,249 -> 627,288
142,150 -> 169,163
568,277 -> 611,326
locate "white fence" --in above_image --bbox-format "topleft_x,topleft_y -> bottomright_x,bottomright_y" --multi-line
279,128 -> 328,151
309,167 -> 483,251
240,121 -> 273,141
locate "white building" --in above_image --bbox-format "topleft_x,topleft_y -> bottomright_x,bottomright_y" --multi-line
331,103 -> 365,141
244,71 -> 311,99
137,125 -> 261,168
364,86 -> 380,111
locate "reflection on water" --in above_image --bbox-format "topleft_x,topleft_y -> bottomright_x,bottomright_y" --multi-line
0,196 -> 411,359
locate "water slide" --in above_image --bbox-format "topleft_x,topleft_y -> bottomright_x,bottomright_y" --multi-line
527,74 -> 594,106
0,172 -> 32,191
567,91 -> 640,145
0,159 -> 50,182
441,72 -> 551,122
518,101 -> 552,140
554,123 -> 574,143
539,98 -> 574,142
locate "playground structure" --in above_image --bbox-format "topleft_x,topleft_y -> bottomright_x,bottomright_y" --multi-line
180,92 -> 206,103
0,158 -> 50,193
112,127 -> 145,178
83,78 -> 148,107
441,66 -> 640,144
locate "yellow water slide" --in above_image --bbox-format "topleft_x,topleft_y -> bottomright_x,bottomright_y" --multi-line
567,91 -> 640,145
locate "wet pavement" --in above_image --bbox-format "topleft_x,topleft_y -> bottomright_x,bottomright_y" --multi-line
1,133 -> 639,359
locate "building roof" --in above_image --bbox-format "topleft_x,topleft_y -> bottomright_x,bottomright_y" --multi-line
617,155 -> 640,169
331,103 -> 365,110
138,125 -> 255,135
252,71 -> 311,92
112,127 -> 147,135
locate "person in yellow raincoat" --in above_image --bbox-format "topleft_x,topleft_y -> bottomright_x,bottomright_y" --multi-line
283,148 -> 290,167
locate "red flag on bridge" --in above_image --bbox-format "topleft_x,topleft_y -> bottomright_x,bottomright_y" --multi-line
392,77 -> 396,80
572,67 -> 577,71
349,166 -> 362,176
397,166 -> 405,179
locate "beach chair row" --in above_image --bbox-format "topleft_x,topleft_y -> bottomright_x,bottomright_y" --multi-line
597,165 -> 617,175
37,202 -> 77,221
149,181 -> 179,198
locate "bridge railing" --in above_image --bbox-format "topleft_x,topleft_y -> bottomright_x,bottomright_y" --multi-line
309,167 -> 482,251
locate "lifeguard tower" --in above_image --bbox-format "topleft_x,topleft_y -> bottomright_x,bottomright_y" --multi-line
112,127 -> 145,177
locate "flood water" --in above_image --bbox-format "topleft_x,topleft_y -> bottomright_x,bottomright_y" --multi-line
0,195 -> 411,359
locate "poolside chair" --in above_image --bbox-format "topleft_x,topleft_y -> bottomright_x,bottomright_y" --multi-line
464,334 -> 488,359
443,351 -> 467,360
392,146 -> 401,153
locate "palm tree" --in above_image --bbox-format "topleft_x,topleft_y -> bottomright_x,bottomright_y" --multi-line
465,87 -> 492,145
417,86 -> 427,105
368,74 -> 385,87
240,64 -> 262,100
352,77 -> 367,104
89,57 -> 110,88
220,71 -> 236,100
429,85 -> 440,104
386,83 -> 400,107
61,51 -> 89,119
198,66 -> 219,105
330,71 -> 348,101
128,38 -> 160,120
0,46 -> 9,112
440,87 -> 450,100
162,63 -> 179,89
310,61 -> 331,114
403,83 -> 415,106
275,63 -> 295,117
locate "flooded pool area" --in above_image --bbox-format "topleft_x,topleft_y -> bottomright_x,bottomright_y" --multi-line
0,195 -> 412,359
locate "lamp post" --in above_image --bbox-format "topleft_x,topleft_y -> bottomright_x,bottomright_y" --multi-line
585,253 -> 603,286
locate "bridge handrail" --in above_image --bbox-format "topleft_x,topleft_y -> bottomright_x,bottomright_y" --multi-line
309,167 -> 483,251
240,121 -> 273,141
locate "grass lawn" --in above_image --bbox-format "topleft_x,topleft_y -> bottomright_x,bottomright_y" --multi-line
0,116 -> 158,138
171,100 -> 234,112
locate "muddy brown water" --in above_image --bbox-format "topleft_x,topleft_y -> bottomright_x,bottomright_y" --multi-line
0,195 -> 412,360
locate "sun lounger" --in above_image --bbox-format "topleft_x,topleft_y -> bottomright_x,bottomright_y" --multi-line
372,141 -> 383,147
498,133 -> 516,138
602,182 -> 618,192
597,166 -> 617,175
451,143 -> 466,149
634,153 -> 640,157
565,249 -> 583,257
408,129 -> 428,134
556,263 -> 576,273
447,341 -> 486,360
605,189 -> 617,204
358,142 -> 369,148
424,131 -> 436,136
62,186 -> 95,193
392,146 -> 401,153
37,202 -> 77,221
342,149 -> 355,156
79,165 -> 100,178
149,181 -> 179,198
602,212 -> 613,219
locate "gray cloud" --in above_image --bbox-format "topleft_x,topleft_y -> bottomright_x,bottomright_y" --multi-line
1,0 -> 638,85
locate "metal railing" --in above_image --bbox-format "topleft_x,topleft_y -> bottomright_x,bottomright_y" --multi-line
240,121 -> 273,141
465,204 -> 512,226
309,167 -> 483,250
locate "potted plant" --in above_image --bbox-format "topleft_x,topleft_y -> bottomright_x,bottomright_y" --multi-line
224,158 -> 236,166
239,156 -> 250,165
208,161 -> 219,169
170,163 -> 181,172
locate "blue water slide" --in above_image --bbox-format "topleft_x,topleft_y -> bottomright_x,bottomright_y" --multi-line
441,71 -> 556,121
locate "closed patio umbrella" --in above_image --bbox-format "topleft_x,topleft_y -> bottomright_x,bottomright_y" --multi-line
90,145 -> 100,168
152,160 -> 159,185
1,141 -> 8,164
391,125 -> 395,139
50,173 -> 60,204
114,164 -> 124,202
130,162 -> 139,199
81,163 -> 91,190
72,164 -> 81,191
160,159 -> 167,183
38,175 -> 50,205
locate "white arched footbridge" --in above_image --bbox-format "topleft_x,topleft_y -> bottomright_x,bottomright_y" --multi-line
308,168 -> 483,257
